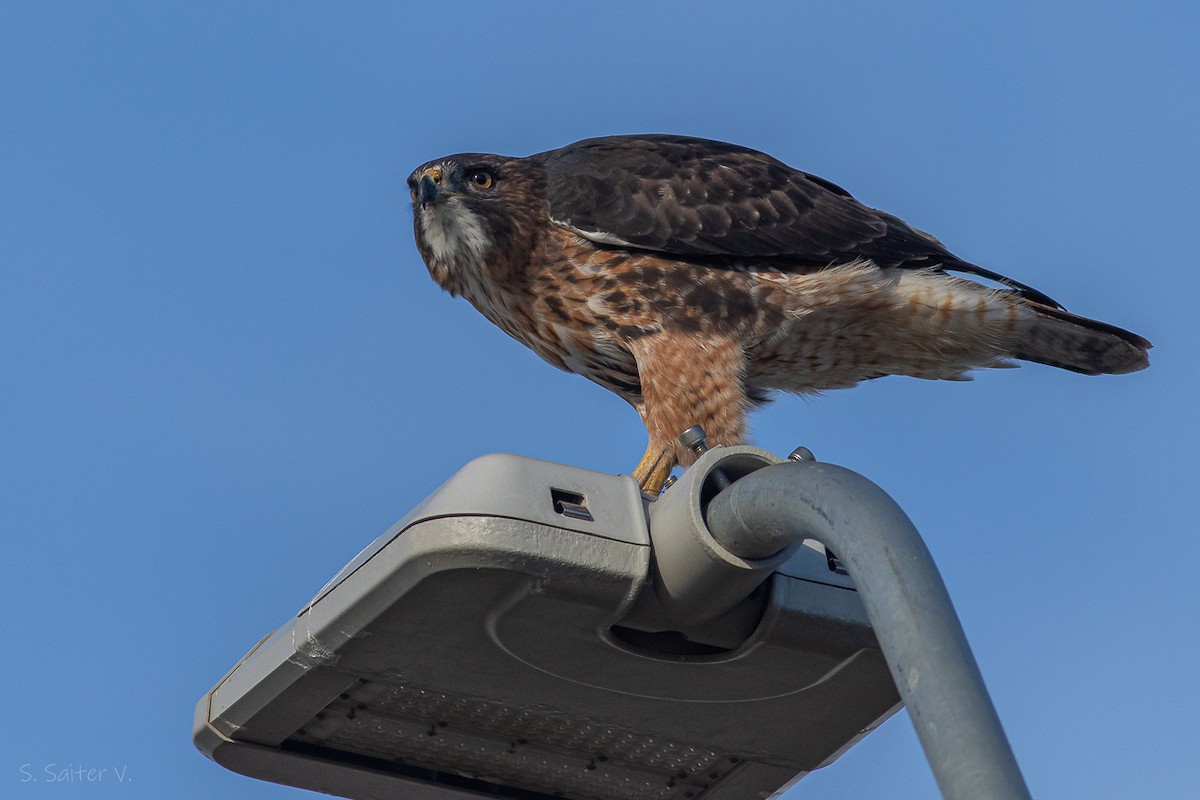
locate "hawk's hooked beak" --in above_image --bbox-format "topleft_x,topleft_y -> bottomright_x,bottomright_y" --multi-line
415,166 -> 445,206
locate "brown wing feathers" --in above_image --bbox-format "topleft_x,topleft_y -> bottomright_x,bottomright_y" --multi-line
540,134 -> 1063,307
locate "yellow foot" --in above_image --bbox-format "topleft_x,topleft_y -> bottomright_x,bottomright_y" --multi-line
632,444 -> 675,495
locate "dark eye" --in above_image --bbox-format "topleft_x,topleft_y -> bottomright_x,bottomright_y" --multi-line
467,169 -> 494,190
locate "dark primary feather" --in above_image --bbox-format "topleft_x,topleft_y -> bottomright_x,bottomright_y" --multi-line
537,134 -> 1061,308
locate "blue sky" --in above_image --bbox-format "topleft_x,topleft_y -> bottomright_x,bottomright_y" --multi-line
2,2 -> 1197,798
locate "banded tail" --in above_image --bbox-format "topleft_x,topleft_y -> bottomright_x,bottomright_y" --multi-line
1017,303 -> 1151,375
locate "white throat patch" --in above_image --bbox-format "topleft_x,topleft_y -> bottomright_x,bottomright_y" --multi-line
419,201 -> 491,267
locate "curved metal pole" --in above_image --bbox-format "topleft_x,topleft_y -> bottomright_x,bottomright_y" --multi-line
705,459 -> 1032,800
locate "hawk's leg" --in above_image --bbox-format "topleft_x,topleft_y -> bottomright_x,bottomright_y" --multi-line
632,441 -> 675,496
627,334 -> 751,495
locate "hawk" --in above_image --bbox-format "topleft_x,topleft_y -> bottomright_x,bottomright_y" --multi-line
408,134 -> 1150,494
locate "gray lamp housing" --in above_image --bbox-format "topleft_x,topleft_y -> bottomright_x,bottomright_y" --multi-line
194,450 -> 901,800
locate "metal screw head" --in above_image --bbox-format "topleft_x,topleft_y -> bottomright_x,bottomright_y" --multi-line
678,425 -> 709,455
787,446 -> 816,462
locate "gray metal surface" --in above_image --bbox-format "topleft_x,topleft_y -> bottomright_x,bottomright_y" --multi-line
705,459 -> 1032,800
195,452 -> 899,800
622,445 -> 797,634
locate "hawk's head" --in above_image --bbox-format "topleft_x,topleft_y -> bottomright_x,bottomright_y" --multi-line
408,153 -> 542,298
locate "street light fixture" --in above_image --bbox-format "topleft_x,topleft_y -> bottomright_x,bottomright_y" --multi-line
195,440 -> 1026,799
